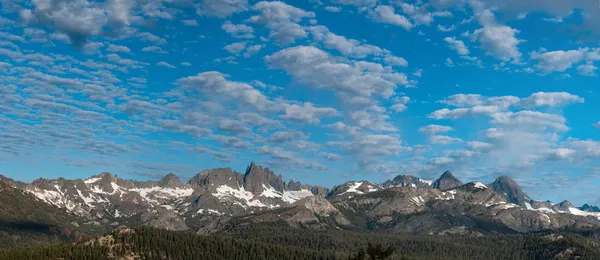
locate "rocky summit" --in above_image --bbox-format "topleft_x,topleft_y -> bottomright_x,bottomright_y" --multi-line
3,163 -> 600,238
432,171 -> 463,190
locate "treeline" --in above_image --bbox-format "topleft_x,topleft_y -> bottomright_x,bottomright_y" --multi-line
0,227 -> 339,260
222,221 -> 600,259
1,224 -> 600,259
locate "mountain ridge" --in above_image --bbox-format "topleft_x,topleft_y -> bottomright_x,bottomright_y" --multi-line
2,163 -> 600,241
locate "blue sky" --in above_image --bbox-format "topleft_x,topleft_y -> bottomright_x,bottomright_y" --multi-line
1,0 -> 600,205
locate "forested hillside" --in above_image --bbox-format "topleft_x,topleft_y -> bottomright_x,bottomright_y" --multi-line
2,225 -> 600,260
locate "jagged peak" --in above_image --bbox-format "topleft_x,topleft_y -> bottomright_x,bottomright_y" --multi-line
158,173 -> 184,188
432,170 -> 463,190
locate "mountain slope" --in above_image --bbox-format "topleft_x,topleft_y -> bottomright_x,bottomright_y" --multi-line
0,179 -> 106,247
432,171 -> 463,190
489,176 -> 532,206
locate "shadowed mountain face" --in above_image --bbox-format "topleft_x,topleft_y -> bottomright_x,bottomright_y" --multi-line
0,179 -> 107,247
432,171 -> 463,190
489,176 -> 531,207
2,165 -> 600,243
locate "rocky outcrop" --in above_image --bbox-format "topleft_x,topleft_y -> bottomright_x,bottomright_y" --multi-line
158,173 -> 185,188
489,176 -> 531,206
432,171 -> 463,190
383,175 -> 431,188
327,181 -> 381,201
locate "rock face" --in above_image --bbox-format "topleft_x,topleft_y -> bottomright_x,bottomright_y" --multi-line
7,166 -> 600,236
382,175 -> 431,188
158,174 -> 185,189
327,181 -> 381,201
23,163 -> 328,232
580,204 -> 600,212
489,176 -> 531,206
432,171 -> 463,190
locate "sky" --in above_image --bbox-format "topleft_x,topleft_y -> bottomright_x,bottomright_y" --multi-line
1,0 -> 600,205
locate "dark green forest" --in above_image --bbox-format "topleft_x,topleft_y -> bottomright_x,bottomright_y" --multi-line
1,223 -> 600,259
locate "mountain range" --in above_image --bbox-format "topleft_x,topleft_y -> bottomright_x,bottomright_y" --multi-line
1,162 -> 600,239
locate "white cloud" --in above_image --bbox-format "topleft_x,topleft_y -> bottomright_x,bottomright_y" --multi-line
430,135 -> 463,144
156,61 -> 175,68
319,152 -> 342,161
369,5 -> 413,30
541,148 -> 576,161
467,141 -> 494,152
325,6 -> 342,12
594,122 -> 600,129
137,32 -> 167,45
473,10 -> 522,62
223,41 -> 247,54
266,45 -> 405,98
243,44 -> 265,57
267,131 -> 307,143
327,133 -> 411,165
444,37 -> 469,55
531,49 -> 587,73
419,125 -> 454,135
390,103 -> 407,112
384,55 -> 409,67
578,63 -> 598,76
280,102 -> 339,124
106,44 -> 130,53
429,106 -> 500,119
222,21 -> 254,39
176,71 -> 275,112
491,110 -> 569,132
142,46 -> 167,54
197,0 -> 248,18
249,1 -> 315,45
429,157 -> 455,165
519,92 -> 584,108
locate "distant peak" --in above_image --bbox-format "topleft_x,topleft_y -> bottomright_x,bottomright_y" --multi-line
441,171 -> 454,177
432,171 -> 463,190
495,176 -> 516,183
159,173 -> 184,188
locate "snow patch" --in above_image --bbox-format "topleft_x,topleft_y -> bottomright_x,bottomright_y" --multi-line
473,182 -> 487,189
342,182 -> 365,195
568,207 -> 600,220
282,189 -> 313,204
84,177 -> 101,184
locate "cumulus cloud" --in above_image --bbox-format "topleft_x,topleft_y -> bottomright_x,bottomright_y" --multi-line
249,1 -> 315,45
280,102 -> 338,124
368,5 -> 413,30
266,45 -> 405,98
467,141 -> 494,152
430,135 -> 463,144
327,133 -> 411,165
473,10 -> 522,62
491,110 -> 569,132
444,37 -> 469,55
223,41 -> 247,54
419,125 -> 454,135
18,0 -> 135,46
222,21 -> 254,39
309,26 -> 385,58
531,49 -> 587,73
106,44 -> 130,53
429,106 -> 500,119
176,71 -> 275,112
156,61 -> 175,68
196,0 -> 248,18
519,92 -> 584,108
